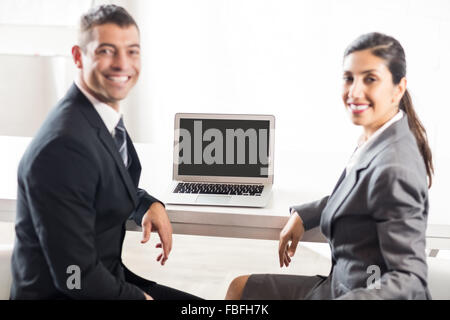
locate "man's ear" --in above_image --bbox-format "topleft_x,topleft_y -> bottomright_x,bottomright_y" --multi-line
394,77 -> 407,105
72,45 -> 83,69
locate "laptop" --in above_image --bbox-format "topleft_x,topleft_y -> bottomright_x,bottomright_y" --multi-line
165,113 -> 275,207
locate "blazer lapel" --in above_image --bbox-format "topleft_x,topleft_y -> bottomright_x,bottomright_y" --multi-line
321,115 -> 410,238
321,165 -> 364,238
330,168 -> 347,196
126,133 -> 142,187
72,84 -> 139,207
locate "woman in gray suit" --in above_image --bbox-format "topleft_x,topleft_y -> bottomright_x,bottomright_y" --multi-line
226,32 -> 434,300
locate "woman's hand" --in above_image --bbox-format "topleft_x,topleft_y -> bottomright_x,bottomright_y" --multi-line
278,210 -> 305,268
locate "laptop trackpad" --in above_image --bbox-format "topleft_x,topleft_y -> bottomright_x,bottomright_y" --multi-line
196,195 -> 232,205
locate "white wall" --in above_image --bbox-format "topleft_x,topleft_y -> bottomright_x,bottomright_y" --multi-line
0,0 -> 91,136
0,55 -> 75,137
126,0 -> 450,224
1,0 -> 449,224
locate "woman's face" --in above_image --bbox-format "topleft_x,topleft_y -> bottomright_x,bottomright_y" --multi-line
342,49 -> 406,137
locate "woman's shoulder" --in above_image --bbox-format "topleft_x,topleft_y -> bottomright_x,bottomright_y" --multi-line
379,136 -> 420,164
367,134 -> 428,189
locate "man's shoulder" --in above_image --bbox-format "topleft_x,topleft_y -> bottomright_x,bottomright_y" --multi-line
39,85 -> 96,138
20,86 -> 99,168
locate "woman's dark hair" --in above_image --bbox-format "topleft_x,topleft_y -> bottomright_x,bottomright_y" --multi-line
78,4 -> 139,51
344,32 -> 434,188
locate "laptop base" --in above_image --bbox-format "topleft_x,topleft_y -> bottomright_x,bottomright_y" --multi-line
164,183 -> 272,208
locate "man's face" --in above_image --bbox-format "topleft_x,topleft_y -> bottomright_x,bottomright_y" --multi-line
73,23 -> 141,110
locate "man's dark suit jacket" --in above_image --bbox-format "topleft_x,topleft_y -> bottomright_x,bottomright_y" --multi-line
10,84 -> 161,299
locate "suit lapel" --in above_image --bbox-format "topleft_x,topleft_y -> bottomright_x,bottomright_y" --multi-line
72,84 -> 139,207
321,115 -> 410,238
321,165 -> 364,238
126,133 -> 142,187
330,169 -> 347,196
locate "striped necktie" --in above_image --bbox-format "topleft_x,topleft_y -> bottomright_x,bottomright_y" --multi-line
114,116 -> 128,167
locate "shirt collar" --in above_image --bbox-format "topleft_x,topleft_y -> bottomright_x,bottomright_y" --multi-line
359,109 -> 404,150
346,109 -> 404,172
74,80 -> 122,135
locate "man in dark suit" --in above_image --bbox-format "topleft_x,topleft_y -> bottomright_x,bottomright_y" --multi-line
10,4 -> 200,300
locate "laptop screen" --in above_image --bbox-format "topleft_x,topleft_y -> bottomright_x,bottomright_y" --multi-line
176,118 -> 270,178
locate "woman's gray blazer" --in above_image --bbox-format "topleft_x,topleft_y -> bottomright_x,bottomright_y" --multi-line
291,115 -> 431,299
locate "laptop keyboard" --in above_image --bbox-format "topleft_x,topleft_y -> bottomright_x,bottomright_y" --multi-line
173,183 -> 264,196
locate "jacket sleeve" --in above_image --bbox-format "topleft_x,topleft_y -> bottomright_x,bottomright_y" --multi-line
25,137 -> 146,300
128,188 -> 165,227
289,196 -> 329,231
337,164 -> 429,300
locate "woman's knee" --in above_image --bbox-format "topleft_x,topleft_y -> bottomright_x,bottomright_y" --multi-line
225,275 -> 250,300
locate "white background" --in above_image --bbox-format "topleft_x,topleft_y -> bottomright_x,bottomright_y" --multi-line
0,0 -> 449,224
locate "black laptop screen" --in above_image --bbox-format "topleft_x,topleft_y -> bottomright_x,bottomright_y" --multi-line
176,118 -> 270,177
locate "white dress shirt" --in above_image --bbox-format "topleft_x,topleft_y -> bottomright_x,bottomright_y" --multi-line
345,109 -> 404,175
74,80 -> 122,137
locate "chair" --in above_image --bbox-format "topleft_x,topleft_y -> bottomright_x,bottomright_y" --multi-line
0,244 -> 13,300
427,256 -> 450,300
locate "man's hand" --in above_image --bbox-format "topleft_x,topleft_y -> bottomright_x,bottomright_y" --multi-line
141,202 -> 173,266
278,210 -> 305,268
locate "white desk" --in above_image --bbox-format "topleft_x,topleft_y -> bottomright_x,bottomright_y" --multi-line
0,135 -> 327,242
1,135 -> 449,251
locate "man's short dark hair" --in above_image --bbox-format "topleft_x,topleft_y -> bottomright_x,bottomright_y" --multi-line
78,4 -> 139,50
